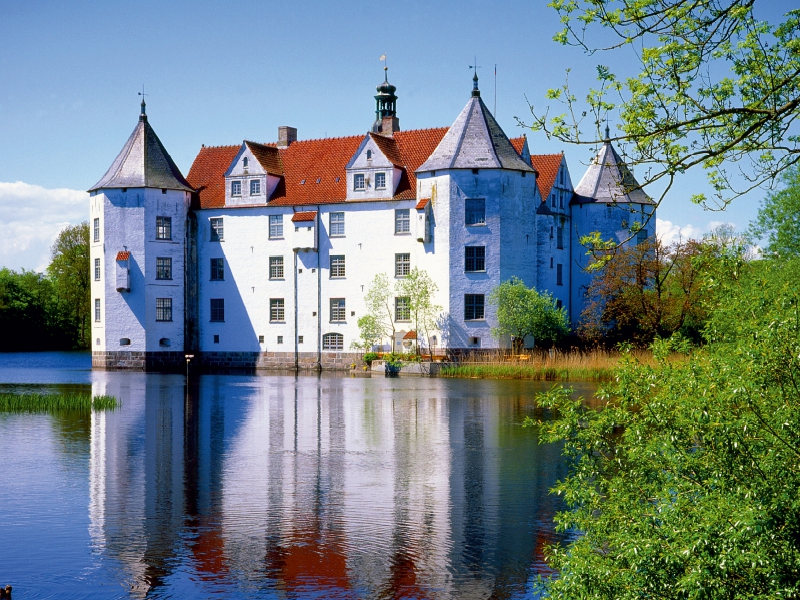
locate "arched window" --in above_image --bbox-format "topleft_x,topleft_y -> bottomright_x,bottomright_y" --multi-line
366,150 -> 372,160
243,157 -> 249,169
323,333 -> 344,350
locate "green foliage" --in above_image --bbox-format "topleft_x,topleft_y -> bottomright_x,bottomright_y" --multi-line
489,277 -> 569,349
0,393 -> 118,412
352,314 -> 384,351
535,259 -> 800,598
749,164 -> 800,258
395,267 -> 442,354
47,222 -> 90,348
362,273 -> 396,349
362,352 -> 379,365
526,1 -> 800,211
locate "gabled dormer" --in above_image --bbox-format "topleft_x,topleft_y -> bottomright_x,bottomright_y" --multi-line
345,133 -> 404,200
225,141 -> 283,206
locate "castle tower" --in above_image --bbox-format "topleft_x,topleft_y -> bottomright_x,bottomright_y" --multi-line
88,100 -> 194,370
371,65 -> 400,135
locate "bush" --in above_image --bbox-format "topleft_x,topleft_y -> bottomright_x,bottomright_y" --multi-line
363,352 -> 379,365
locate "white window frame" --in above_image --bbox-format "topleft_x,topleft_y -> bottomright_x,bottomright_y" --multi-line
395,253 -> 410,277
94,258 -> 100,281
354,173 -> 365,191
250,179 -> 261,195
93,218 -> 100,242
210,218 -> 224,241
330,212 -> 345,236
375,172 -> 386,190
270,298 -> 285,322
269,256 -> 284,279
395,209 -> 410,234
323,332 -> 344,350
395,296 -> 410,322
330,298 -> 346,322
330,255 -> 346,278
269,215 -> 283,239
231,180 -> 242,196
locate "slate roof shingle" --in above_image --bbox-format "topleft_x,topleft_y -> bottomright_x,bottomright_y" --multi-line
572,141 -> 653,205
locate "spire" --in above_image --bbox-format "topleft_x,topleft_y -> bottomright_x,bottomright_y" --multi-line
372,59 -> 399,136
572,137 -> 652,205
472,71 -> 480,97
138,86 -> 148,122
604,123 -> 610,142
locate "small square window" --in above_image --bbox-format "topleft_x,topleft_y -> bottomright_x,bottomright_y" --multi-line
156,216 -> 172,240
277,335 -> 284,344
269,256 -> 284,279
156,297 -> 172,322
395,209 -> 410,234
269,215 -> 283,238
270,298 -> 285,322
210,218 -> 224,241
94,258 -> 101,281
231,180 -> 242,196
637,229 -> 649,245
465,246 -> 485,272
354,173 -> 365,190
395,253 -> 410,277
330,298 -> 346,322
464,294 -> 485,320
465,199 -> 486,225
213,334 -> 220,344
258,335 -> 264,343
156,257 -> 172,280
250,179 -> 261,195
330,255 -> 346,278
93,218 -> 100,242
330,212 -> 345,236
375,172 -> 386,189
210,298 -> 224,322
210,258 -> 224,281
298,335 -> 304,344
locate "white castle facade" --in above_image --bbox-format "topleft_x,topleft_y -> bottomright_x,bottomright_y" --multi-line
89,73 -> 654,370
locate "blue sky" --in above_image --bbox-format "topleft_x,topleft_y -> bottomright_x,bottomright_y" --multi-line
0,0 -> 795,270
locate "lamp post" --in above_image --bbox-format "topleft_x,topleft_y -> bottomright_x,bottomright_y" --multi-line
185,354 -> 194,379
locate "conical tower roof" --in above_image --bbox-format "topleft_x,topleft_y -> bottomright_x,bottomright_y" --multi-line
89,103 -> 193,193
417,77 -> 533,173
572,134 -> 652,205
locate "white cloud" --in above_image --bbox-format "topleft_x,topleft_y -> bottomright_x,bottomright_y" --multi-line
656,218 -> 704,246
0,181 -> 88,272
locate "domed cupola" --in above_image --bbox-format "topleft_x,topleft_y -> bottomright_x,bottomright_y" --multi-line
372,65 -> 400,136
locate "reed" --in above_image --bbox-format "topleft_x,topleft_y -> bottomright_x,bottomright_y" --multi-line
439,348 -> 658,381
0,392 -> 118,413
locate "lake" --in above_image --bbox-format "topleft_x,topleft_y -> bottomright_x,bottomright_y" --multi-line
0,352 -> 596,599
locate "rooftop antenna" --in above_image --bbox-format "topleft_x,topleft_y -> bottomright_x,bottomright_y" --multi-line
380,54 -> 387,80
138,85 -> 148,118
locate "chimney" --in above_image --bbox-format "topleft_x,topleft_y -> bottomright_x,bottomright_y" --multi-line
277,126 -> 297,148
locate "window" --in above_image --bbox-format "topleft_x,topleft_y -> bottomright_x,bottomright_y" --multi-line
556,299 -> 563,310
298,335 -> 304,344
210,298 -> 224,322
156,257 -> 172,280
395,209 -> 410,234
258,335 -> 264,343
395,297 -> 410,321
464,294 -> 485,320
213,334 -> 219,344
465,198 -> 486,225
375,172 -> 386,189
465,246 -> 486,272
243,157 -> 249,169
330,212 -> 345,236
210,218 -> 224,241
551,192 -> 557,208
557,264 -> 563,286
330,255 -> 346,278
354,173 -> 365,190
330,298 -> 346,322
94,258 -> 100,281
395,253 -> 410,277
156,216 -> 172,240
93,218 -> 100,242
210,258 -> 224,281
269,256 -> 284,279
557,227 -> 564,249
231,180 -> 242,196
277,335 -> 283,344
94,298 -> 101,322
637,229 -> 649,245
550,257 -> 554,269
323,333 -> 344,350
366,150 -> 372,160
156,297 -> 172,321
250,179 -> 261,195
269,214 -> 283,238
270,298 -> 285,322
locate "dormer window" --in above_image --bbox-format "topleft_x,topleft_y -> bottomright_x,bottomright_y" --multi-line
250,179 -> 261,195
231,181 -> 241,196
243,157 -> 249,170
366,150 -> 372,160
375,172 -> 386,190
354,174 -> 365,191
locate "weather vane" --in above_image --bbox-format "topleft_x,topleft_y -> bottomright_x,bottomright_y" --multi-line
138,85 -> 148,106
469,56 -> 482,77
380,54 -> 388,78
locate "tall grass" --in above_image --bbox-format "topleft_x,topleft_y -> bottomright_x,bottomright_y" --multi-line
0,392 -> 118,413
440,349 -> 657,382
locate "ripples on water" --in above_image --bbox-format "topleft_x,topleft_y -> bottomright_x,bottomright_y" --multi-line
0,353 -> 594,599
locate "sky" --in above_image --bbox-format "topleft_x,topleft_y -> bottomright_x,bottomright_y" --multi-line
0,0 -> 795,271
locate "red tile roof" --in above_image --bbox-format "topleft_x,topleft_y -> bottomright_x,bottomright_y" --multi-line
510,137 -> 525,155
187,129 -> 532,209
530,153 -> 563,201
116,251 -> 130,261
403,330 -> 417,340
415,198 -> 429,210
291,211 -> 317,222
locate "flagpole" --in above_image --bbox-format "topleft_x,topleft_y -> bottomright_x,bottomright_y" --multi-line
494,64 -> 497,115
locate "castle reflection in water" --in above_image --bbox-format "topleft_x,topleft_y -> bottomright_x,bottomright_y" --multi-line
88,372 -> 571,598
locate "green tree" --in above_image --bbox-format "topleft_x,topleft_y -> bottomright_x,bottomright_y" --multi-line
351,314 -> 384,352
533,259 -> 800,598
749,164 -> 800,258
394,267 -> 441,355
489,276 -> 569,351
525,1 -> 800,211
363,273 -> 396,351
47,222 -> 90,348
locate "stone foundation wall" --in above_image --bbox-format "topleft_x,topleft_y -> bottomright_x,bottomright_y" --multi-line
93,351 -> 365,372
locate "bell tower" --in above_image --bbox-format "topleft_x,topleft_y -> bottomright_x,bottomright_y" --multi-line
372,64 -> 400,136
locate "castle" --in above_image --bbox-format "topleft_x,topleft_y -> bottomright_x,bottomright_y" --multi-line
89,71 -> 654,370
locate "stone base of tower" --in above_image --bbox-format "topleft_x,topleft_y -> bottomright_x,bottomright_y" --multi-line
92,351 -> 186,371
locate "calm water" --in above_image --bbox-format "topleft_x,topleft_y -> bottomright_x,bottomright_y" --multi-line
0,352 -> 595,599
